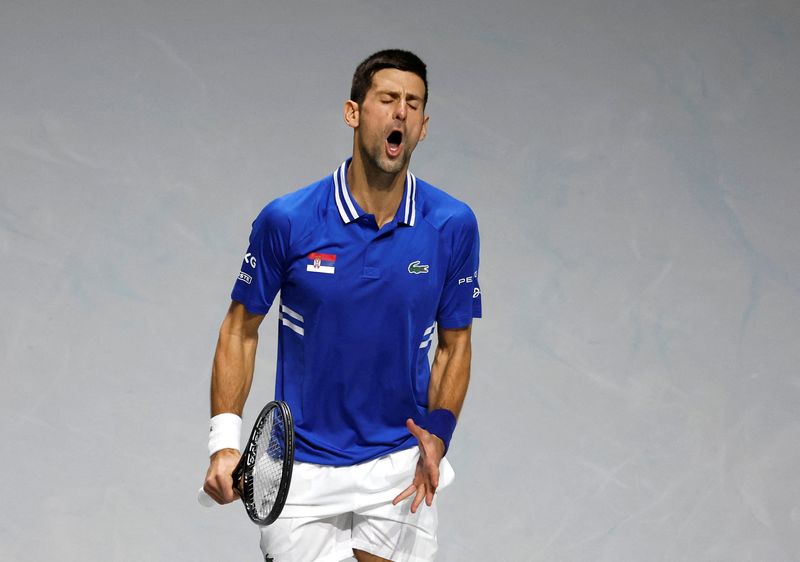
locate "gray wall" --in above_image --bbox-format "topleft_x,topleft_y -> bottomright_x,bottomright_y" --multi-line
1,1 -> 799,560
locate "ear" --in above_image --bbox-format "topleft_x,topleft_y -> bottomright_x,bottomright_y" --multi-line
344,100 -> 359,129
419,114 -> 430,142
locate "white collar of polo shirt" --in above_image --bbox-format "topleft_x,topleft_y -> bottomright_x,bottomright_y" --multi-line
332,159 -> 417,226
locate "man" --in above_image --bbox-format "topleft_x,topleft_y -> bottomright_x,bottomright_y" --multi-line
203,49 -> 481,562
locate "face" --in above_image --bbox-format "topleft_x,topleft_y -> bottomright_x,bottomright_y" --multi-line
345,68 -> 429,176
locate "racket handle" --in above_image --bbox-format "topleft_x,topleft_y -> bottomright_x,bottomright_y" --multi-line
197,487 -> 218,508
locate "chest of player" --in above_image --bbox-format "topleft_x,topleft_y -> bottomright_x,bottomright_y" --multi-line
282,217 -> 445,319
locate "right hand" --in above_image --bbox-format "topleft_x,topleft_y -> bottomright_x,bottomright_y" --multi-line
203,448 -> 241,504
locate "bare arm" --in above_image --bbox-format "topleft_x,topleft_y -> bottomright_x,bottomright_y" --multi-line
393,324 -> 473,512
428,324 -> 472,417
203,301 -> 265,504
210,301 -> 265,415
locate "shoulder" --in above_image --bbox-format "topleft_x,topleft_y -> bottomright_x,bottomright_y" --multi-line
414,176 -> 478,233
252,176 -> 331,236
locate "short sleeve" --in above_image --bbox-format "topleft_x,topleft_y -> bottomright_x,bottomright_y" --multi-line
437,206 -> 482,329
230,202 -> 290,315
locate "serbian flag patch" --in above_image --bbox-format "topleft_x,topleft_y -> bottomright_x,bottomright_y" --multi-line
306,252 -> 336,274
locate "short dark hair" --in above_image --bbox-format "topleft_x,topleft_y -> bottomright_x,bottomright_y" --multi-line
350,49 -> 428,108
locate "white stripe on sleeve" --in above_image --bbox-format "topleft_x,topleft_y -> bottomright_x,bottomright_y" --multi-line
280,315 -> 305,336
280,304 -> 304,323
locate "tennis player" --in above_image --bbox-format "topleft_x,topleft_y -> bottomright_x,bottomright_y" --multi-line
202,49 -> 482,562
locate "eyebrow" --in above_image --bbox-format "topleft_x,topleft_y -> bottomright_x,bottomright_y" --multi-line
376,90 -> 423,102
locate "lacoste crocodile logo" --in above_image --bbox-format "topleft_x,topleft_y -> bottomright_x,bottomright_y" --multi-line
408,260 -> 430,274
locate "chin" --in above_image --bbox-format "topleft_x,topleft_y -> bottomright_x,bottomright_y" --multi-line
378,159 -> 406,175
376,150 -> 410,174
360,144 -> 408,176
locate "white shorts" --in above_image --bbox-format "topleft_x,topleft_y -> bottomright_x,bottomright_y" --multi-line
259,448 -> 455,562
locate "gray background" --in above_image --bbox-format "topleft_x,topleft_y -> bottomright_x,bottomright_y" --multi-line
1,0 -> 799,560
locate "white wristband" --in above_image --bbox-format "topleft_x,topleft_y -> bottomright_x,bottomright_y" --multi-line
208,413 -> 242,456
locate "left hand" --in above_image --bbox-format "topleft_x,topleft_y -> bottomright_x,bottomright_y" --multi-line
392,418 -> 446,512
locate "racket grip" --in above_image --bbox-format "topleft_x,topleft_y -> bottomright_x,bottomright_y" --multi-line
197,487 -> 218,508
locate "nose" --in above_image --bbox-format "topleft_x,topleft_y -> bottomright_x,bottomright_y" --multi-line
394,100 -> 407,121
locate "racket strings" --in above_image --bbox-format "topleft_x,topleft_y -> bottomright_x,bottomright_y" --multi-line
251,410 -> 286,519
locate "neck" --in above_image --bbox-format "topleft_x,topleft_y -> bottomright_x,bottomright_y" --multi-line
347,151 -> 408,228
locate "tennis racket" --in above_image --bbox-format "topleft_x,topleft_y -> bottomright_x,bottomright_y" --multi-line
198,400 -> 295,526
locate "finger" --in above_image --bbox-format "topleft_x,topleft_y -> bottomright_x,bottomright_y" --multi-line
424,459 -> 440,489
202,482 -> 221,504
207,474 -> 237,504
420,464 -> 438,505
204,484 -> 231,505
426,485 -> 435,507
223,482 -> 240,503
405,418 -> 426,440
421,474 -> 438,499
393,484 -> 416,505
392,483 -> 417,506
411,483 -> 426,513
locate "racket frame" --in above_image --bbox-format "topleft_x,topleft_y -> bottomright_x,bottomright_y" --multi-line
232,400 -> 295,525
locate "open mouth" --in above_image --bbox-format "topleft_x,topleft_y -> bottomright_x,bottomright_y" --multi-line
386,130 -> 403,157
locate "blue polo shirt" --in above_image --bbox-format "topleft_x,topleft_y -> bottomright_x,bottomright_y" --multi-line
232,159 -> 481,465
